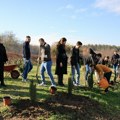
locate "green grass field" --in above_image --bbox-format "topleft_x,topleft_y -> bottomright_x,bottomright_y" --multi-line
0,65 -> 120,120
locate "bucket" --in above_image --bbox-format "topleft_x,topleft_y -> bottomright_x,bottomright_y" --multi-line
3,96 -> 11,106
99,77 -> 109,89
50,86 -> 57,94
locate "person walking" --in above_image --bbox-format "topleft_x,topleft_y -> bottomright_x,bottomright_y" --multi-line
70,41 -> 82,86
38,38 -> 56,86
111,50 -> 119,82
55,37 -> 68,86
0,40 -> 8,86
22,36 -> 33,82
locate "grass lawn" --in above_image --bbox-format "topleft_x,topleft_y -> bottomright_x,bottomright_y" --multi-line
0,65 -> 120,120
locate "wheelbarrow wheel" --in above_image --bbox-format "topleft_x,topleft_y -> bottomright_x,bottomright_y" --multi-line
11,70 -> 20,79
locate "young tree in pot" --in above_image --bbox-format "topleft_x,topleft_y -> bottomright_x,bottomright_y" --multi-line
87,72 -> 93,89
68,74 -> 73,96
29,80 -> 37,103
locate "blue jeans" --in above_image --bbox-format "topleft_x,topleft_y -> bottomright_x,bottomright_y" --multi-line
71,63 -> 80,85
22,58 -> 33,79
113,64 -> 119,81
40,61 -> 56,85
85,64 -> 92,81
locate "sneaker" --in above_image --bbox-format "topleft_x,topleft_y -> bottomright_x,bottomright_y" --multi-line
77,84 -> 82,87
51,84 -> 56,87
22,78 -> 27,82
73,83 -> 77,86
38,83 -> 47,86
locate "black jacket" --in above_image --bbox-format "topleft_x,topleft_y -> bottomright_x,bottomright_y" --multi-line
84,54 -> 100,66
23,41 -> 31,60
55,44 -> 68,74
102,59 -> 108,65
84,56 -> 93,65
0,43 -> 8,63
71,46 -> 80,66
111,54 -> 119,65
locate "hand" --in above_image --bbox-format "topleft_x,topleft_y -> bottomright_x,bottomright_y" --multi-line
60,62 -> 63,67
72,65 -> 75,68
26,59 -> 29,63
37,58 -> 40,62
37,58 -> 41,64
44,55 -> 47,58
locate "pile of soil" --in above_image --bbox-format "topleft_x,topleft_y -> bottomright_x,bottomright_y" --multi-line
1,92 -> 119,120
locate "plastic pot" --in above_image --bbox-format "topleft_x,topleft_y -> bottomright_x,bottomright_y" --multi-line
3,96 -> 11,106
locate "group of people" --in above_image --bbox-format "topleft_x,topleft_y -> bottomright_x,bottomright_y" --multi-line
21,36 -> 120,90
0,36 -> 120,92
84,49 -> 120,93
21,36 -> 83,87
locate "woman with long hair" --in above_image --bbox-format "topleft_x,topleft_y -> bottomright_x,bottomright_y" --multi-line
55,37 -> 68,86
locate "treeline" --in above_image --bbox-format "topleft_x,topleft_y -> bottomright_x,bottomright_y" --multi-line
0,32 -> 120,58
84,44 -> 120,52
0,32 -> 22,53
0,32 -> 39,55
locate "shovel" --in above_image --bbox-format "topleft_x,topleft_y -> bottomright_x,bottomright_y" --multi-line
36,46 -> 41,83
36,58 -> 40,83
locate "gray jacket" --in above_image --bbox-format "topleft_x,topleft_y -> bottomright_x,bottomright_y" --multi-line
39,43 -> 51,62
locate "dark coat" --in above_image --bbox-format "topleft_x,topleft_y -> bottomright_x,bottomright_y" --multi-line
84,56 -> 93,65
70,46 -> 80,66
111,54 -> 119,65
0,43 -> 8,82
23,41 -> 31,60
102,59 -> 108,65
0,43 -> 8,63
55,44 -> 68,74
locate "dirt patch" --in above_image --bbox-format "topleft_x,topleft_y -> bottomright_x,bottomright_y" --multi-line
1,92 -> 119,120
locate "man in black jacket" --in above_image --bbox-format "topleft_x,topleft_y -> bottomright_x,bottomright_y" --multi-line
22,36 -> 33,82
0,40 -> 8,86
71,41 -> 82,86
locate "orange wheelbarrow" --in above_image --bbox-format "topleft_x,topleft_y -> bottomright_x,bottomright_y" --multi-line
4,65 -> 20,79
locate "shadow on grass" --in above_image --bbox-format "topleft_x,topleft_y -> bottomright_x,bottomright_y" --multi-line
77,86 -> 120,111
1,88 -> 120,120
0,83 -> 51,103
